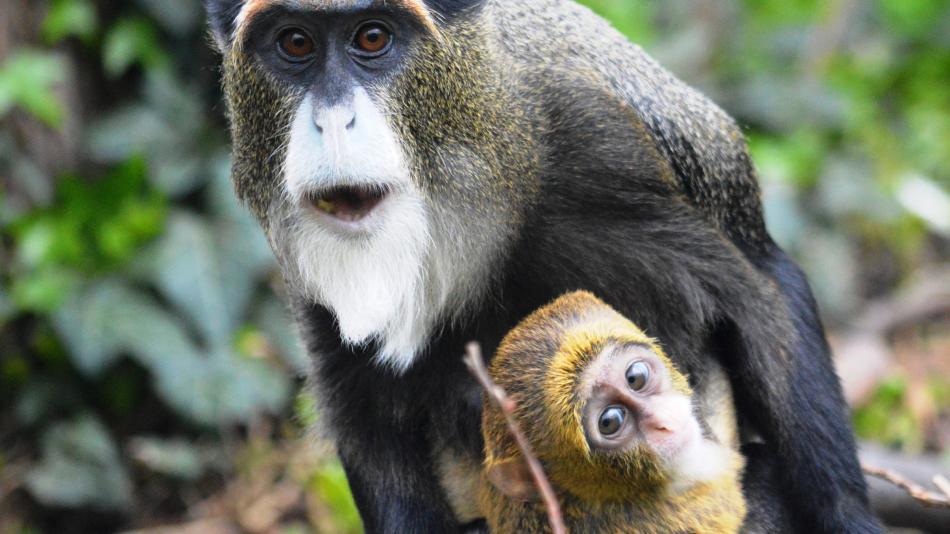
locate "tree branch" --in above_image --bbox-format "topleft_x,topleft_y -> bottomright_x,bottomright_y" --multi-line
863,463 -> 950,509
463,342 -> 567,534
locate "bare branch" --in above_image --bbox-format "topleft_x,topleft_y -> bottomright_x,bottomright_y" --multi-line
934,475 -> 950,500
863,464 -> 950,509
463,342 -> 567,534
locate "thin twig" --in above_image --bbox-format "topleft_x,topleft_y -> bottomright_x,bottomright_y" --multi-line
862,463 -> 950,509
463,342 -> 567,534
933,475 -> 950,500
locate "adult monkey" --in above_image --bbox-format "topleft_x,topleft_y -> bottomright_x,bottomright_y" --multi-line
205,1 -> 879,532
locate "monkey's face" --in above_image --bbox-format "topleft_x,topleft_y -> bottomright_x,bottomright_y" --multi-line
566,343 -> 738,499
209,1 -> 539,371
578,345 -> 700,465
579,344 -> 697,471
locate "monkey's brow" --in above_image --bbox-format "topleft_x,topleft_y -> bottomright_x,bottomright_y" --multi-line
235,0 -> 438,40
603,341 -> 653,358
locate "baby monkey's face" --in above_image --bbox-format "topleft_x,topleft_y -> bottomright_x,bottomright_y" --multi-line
579,343 -> 699,470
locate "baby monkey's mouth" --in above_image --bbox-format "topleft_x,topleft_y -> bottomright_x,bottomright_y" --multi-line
306,184 -> 391,223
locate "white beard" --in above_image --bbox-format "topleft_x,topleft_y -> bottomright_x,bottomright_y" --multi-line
288,191 -> 449,372
277,89 -> 475,372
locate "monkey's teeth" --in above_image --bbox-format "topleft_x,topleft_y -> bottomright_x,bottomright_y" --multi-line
307,184 -> 391,223
315,198 -> 337,215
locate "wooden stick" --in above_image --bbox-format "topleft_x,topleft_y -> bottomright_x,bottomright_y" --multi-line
463,342 -> 568,534
862,463 -> 950,509
933,475 -> 950,500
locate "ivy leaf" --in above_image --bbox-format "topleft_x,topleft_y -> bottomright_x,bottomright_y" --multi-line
25,414 -> 132,511
43,0 -> 99,44
128,436 -> 208,480
54,280 -> 290,424
139,213 -> 231,347
102,17 -> 167,78
136,0 -> 202,36
87,71 -> 209,197
0,50 -> 66,127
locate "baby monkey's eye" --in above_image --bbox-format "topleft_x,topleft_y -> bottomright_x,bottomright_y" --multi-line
626,361 -> 650,391
277,28 -> 315,60
353,22 -> 392,55
598,406 -> 626,436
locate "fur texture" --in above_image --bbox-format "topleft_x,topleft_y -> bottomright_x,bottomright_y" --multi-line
207,0 -> 878,532
481,291 -> 746,534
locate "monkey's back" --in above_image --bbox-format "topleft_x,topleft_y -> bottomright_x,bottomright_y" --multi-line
487,0 -> 767,250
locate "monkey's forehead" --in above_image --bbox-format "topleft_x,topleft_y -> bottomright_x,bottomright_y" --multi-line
234,0 -> 437,41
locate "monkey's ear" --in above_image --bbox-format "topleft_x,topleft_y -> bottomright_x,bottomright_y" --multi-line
205,0 -> 244,52
423,0 -> 485,21
486,457 -> 540,502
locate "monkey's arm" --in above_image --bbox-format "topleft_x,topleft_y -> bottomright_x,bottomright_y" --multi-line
337,429 -> 461,534
296,305 -> 463,534
649,119 -> 879,532
725,244 -> 880,533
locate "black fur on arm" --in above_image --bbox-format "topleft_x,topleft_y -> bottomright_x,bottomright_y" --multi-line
634,75 -> 880,531
704,241 -> 880,533
296,304 -> 468,534
735,244 -> 880,533
339,435 -> 459,534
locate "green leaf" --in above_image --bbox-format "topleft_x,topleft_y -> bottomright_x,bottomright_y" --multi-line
128,436 -> 207,480
54,280 -> 290,424
309,462 -> 362,534
9,265 -> 79,313
158,349 -> 289,426
53,279 -> 151,375
87,72 -> 209,197
576,0 -> 656,43
42,0 -> 99,44
139,213 -> 231,346
138,209 -> 272,349
102,17 -> 166,78
136,0 -> 202,36
25,414 -> 132,511
0,50 -> 66,127
880,0 -> 947,37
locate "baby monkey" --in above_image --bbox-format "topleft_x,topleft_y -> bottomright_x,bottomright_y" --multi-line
480,291 -> 745,534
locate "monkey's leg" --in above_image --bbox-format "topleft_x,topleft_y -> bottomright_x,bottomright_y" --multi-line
337,427 -> 461,534
764,245 -> 879,532
714,251 -> 881,534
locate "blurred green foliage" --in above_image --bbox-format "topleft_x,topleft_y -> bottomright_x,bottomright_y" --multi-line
0,0 -> 948,532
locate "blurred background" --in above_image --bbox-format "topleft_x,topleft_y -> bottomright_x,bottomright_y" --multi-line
0,0 -> 948,533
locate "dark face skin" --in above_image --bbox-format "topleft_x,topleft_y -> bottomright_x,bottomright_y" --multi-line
245,7 -> 417,103
580,345 -> 696,460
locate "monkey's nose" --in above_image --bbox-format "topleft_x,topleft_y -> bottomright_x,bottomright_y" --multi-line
313,107 -> 356,134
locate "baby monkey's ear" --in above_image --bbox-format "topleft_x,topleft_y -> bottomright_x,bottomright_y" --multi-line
486,456 -> 540,502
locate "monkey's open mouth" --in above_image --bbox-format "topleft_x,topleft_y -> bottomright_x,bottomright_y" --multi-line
306,184 -> 391,222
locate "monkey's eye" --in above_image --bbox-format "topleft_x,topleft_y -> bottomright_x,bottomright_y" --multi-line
598,406 -> 626,436
353,22 -> 392,56
626,361 -> 650,391
277,28 -> 315,61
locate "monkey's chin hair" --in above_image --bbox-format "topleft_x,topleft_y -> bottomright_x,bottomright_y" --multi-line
281,189 -> 462,373
666,436 -> 739,494
291,191 -> 429,369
